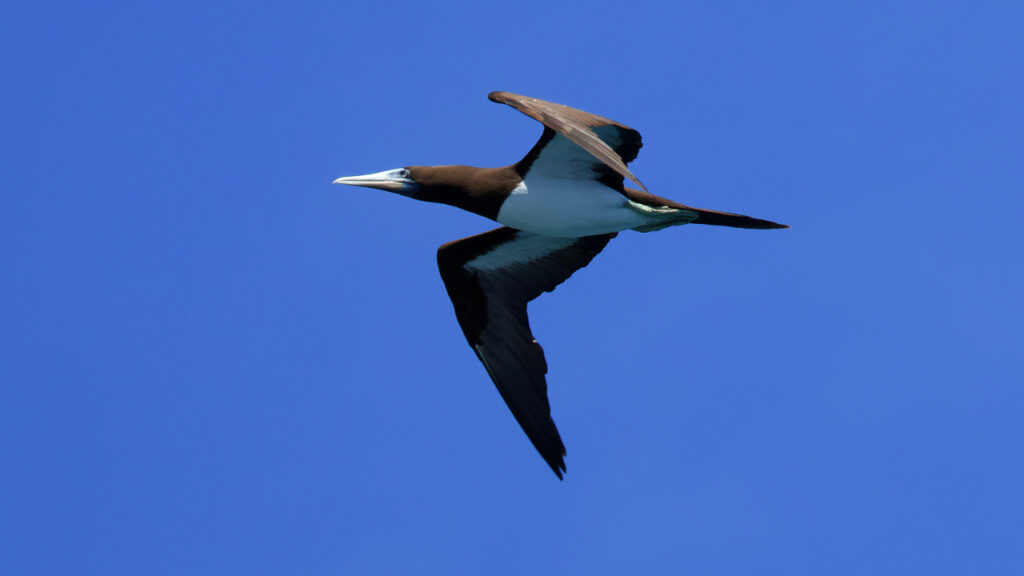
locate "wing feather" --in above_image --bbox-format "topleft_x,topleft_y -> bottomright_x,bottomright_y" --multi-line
489,91 -> 646,191
437,227 -> 615,478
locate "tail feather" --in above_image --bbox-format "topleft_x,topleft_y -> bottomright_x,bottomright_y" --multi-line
622,187 -> 788,230
687,207 -> 788,229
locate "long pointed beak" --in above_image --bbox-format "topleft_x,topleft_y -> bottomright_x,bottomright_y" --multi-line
332,169 -> 417,196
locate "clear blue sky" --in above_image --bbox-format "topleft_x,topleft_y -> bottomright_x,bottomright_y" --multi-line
3,1 -> 1022,574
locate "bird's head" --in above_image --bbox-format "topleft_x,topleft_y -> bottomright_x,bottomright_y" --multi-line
333,167 -> 420,198
333,165 -> 513,218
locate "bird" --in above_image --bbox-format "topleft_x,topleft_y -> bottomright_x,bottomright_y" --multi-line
334,91 -> 787,478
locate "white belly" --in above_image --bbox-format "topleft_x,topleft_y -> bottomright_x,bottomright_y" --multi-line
495,176 -> 654,237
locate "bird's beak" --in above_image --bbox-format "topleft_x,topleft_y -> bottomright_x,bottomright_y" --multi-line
333,169 -> 417,196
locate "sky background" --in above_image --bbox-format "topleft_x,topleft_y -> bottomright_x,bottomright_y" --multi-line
2,1 -> 1022,574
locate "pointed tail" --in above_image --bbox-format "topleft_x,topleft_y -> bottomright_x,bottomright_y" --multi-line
623,187 -> 788,230
686,206 -> 788,229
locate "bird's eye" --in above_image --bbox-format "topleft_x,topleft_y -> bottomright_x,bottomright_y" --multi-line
399,169 -> 410,178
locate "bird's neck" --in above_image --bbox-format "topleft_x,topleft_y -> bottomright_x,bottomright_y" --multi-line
413,165 -> 522,221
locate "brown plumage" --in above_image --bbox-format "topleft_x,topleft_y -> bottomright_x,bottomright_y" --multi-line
334,92 -> 787,478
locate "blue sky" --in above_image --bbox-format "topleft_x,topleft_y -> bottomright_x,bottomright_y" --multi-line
2,1 -> 1022,574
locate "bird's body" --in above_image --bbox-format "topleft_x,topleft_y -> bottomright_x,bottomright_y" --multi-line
498,176 -> 647,237
334,91 -> 787,478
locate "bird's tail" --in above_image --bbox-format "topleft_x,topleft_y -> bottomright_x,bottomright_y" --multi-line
683,207 -> 788,229
623,188 -> 788,231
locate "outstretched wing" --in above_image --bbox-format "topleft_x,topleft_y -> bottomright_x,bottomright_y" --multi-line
437,227 -> 616,478
489,91 -> 646,191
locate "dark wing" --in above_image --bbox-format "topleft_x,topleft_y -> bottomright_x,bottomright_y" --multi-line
437,227 -> 616,478
489,91 -> 646,191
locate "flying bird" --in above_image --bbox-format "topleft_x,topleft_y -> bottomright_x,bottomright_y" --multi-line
334,91 -> 787,478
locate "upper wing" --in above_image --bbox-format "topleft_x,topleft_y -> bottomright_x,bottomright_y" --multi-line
489,91 -> 646,191
437,226 -> 616,478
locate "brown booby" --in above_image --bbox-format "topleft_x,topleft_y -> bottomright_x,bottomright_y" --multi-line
334,91 -> 787,478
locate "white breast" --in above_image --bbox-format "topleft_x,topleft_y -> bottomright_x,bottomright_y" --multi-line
496,176 -> 654,237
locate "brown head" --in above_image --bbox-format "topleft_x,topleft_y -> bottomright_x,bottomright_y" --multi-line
333,165 -> 521,220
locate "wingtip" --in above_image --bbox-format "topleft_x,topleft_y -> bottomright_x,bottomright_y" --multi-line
549,446 -> 567,480
540,445 -> 567,480
550,460 -> 566,480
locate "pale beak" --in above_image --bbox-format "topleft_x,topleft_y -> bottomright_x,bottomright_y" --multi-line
333,169 -> 417,196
